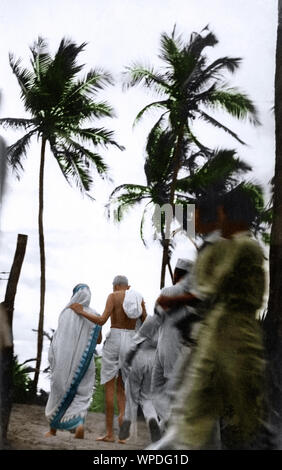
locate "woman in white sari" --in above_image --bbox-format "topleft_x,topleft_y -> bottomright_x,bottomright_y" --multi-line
45,284 -> 101,439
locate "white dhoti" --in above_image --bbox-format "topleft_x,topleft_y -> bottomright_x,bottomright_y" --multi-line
151,284 -> 192,427
124,343 -> 158,424
121,334 -> 159,442
100,328 -> 135,385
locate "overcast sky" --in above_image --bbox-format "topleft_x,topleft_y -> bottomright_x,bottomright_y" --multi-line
0,0 -> 277,390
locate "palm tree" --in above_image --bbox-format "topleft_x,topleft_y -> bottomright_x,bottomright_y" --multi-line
124,25 -> 260,285
109,123 -> 252,287
0,37 -> 123,393
109,125 -> 176,284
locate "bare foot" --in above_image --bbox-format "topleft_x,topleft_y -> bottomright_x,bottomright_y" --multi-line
45,429 -> 56,438
118,439 -> 127,444
74,424 -> 84,439
96,434 -> 115,442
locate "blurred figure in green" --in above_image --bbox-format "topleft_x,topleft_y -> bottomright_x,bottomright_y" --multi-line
149,185 -> 267,450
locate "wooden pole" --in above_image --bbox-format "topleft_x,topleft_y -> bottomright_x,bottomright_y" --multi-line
1,234 -> 27,445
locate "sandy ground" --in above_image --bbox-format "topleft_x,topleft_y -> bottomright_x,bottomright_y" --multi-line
7,404 -> 151,450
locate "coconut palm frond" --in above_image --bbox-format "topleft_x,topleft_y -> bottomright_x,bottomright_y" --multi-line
7,130 -> 36,175
207,88 -> 261,126
0,117 -> 35,130
197,109 -> 246,145
133,101 -> 169,127
123,63 -> 170,94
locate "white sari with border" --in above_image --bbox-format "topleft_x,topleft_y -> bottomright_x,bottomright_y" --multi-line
45,286 -> 101,430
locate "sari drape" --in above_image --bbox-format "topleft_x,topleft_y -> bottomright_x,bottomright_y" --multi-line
45,286 -> 101,430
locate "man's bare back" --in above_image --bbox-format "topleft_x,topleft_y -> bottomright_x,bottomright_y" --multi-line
70,289 -> 146,328
110,291 -> 146,329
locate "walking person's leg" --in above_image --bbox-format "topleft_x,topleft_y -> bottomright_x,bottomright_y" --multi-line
151,353 -> 168,427
116,372 -> 126,427
119,371 -> 140,443
96,377 -> 116,442
141,366 -> 161,443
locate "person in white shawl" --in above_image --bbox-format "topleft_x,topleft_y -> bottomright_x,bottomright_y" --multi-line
45,284 -> 101,439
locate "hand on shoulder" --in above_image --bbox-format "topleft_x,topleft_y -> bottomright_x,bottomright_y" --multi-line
69,303 -> 84,314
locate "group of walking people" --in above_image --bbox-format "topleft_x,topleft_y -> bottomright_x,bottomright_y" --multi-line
45,184 -> 271,449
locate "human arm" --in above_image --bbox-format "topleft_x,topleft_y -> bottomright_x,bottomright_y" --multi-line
140,299 -> 147,323
157,293 -> 200,310
70,294 -> 114,326
156,279 -> 201,311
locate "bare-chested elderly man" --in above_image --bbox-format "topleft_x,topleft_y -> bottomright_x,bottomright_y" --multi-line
70,275 -> 147,443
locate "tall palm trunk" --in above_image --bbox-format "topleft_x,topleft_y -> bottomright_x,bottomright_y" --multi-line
264,0 -> 282,448
160,126 -> 184,288
160,235 -> 174,289
160,240 -> 170,288
32,138 -> 46,394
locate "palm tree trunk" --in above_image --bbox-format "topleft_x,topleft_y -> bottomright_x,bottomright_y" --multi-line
32,138 -> 46,395
160,127 -> 185,288
264,0 -> 282,448
167,258 -> 174,282
160,239 -> 170,289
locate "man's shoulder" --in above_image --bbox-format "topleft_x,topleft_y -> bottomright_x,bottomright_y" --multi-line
105,292 -> 116,305
110,291 -> 126,302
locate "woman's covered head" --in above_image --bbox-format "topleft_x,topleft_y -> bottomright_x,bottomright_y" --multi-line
71,284 -> 91,307
72,284 -> 89,296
